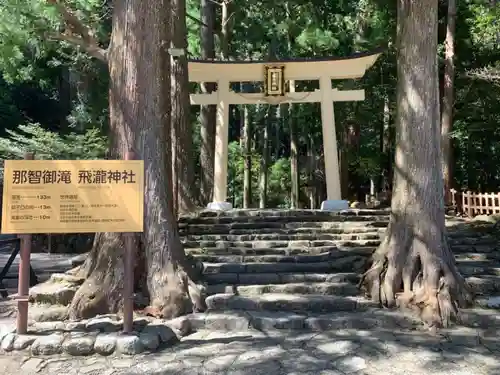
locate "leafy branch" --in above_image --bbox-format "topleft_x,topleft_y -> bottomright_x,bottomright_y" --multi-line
46,0 -> 108,62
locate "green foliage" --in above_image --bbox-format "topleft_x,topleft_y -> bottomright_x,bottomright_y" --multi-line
227,141 -> 261,207
267,158 -> 292,208
0,0 -> 498,208
0,123 -> 107,160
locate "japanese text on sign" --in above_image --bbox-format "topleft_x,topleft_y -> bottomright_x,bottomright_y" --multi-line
11,169 -> 137,185
1,160 -> 144,234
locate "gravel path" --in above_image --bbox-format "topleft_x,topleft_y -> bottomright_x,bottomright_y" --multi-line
0,305 -> 499,375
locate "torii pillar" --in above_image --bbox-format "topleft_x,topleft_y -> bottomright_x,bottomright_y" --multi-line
318,75 -> 345,211
207,79 -> 232,211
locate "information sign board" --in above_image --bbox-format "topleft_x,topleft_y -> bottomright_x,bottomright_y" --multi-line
1,160 -> 144,234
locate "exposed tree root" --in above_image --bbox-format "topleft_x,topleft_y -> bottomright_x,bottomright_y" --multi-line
360,233 -> 474,328
68,232 -> 206,320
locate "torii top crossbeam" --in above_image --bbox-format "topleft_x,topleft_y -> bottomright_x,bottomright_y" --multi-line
187,49 -> 382,82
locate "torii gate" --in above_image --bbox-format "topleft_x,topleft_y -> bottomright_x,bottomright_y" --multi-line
188,50 -> 381,211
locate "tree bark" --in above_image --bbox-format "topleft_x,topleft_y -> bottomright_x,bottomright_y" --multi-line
289,81 -> 299,209
259,107 -> 270,208
307,134 -> 316,209
220,0 -> 231,60
171,0 -> 197,214
381,89 -> 392,193
339,144 -> 349,200
68,0 -> 205,320
198,0 -> 216,206
242,105 -> 252,208
441,0 -> 456,205
361,0 -> 471,328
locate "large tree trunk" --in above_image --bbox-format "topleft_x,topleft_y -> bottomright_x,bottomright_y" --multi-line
68,0 -> 205,320
198,0 -> 216,205
171,0 -> 196,214
361,0 -> 471,328
441,0 -> 456,205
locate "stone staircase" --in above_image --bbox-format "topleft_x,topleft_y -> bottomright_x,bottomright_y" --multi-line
178,209 -> 500,317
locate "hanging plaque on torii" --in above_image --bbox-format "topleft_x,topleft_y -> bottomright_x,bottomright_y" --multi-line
264,65 -> 285,97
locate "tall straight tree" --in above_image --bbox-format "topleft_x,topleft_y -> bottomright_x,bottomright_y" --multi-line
441,0 -> 457,205
171,0 -> 196,214
45,0 -> 204,318
361,0 -> 471,327
199,0 -> 216,205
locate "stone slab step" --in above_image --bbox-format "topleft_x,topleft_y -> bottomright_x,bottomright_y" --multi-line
182,232 -> 382,243
201,259 -> 497,279
205,281 -> 359,297
203,256 -> 367,275
456,252 -> 500,261
186,245 -> 377,256
194,247 -> 375,264
456,259 -> 500,267
204,272 -> 360,285
179,208 -> 389,220
179,223 -> 389,235
183,239 -> 382,249
448,237 -> 498,246
180,215 -> 390,226
451,244 -> 498,253
460,266 -> 500,277
205,293 -> 375,314
184,240 -> 495,256
182,309 -> 421,332
466,275 -> 500,295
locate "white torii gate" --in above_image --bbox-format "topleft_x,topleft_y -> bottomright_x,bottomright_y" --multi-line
188,51 -> 381,211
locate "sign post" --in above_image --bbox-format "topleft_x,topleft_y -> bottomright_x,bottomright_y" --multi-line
16,152 -> 34,334
1,157 -> 144,333
123,151 -> 136,333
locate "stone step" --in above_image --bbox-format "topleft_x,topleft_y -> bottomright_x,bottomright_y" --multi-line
179,222 -> 496,240
180,214 -> 390,226
205,281 -> 359,297
186,245 -> 376,256
179,222 -> 389,235
455,259 -> 500,277
204,271 -> 360,285
451,244 -> 498,253
183,238 -> 496,251
193,247 -> 375,264
203,256 -> 367,275
182,308 -> 419,332
456,252 -> 500,261
183,239 -> 382,249
202,259 -> 498,279
179,208 -> 389,221
448,237 -> 499,246
466,275 -> 500,295
205,293 -> 375,314
182,232 -> 383,243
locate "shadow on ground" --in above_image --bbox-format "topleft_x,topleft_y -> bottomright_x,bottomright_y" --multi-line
121,307 -> 500,375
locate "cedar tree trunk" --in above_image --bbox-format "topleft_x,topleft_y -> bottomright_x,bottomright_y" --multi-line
68,0 -> 205,320
441,0 -> 456,205
171,0 -> 197,214
361,0 -> 471,328
199,0 -> 216,205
